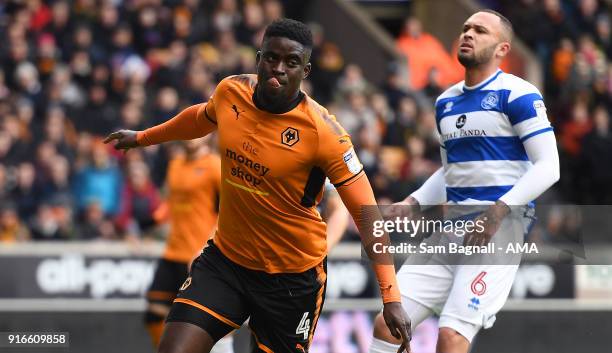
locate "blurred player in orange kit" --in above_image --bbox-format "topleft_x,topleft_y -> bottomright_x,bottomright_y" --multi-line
106,18 -> 412,353
144,137 -> 233,352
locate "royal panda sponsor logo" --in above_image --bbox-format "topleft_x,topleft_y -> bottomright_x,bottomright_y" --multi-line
441,129 -> 487,142
36,255 -> 156,298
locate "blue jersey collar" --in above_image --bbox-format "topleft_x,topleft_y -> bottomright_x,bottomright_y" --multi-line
463,69 -> 503,92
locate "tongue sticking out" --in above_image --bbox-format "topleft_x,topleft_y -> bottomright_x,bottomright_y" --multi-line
268,77 -> 281,88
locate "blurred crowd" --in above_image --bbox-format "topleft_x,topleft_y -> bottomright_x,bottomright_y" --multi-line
0,0 -> 609,243
486,0 -> 612,204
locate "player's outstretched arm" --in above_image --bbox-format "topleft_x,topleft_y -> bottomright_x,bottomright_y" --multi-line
336,174 -> 412,353
104,103 -> 217,150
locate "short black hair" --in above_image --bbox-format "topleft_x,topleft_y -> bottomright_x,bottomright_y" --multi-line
263,18 -> 313,49
479,9 -> 514,42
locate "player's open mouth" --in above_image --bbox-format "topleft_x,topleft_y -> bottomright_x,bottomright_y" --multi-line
460,43 -> 473,50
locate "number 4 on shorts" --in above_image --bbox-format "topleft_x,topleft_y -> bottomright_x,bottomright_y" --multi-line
296,312 -> 310,340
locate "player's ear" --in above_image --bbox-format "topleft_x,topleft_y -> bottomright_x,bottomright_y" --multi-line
303,62 -> 311,79
496,42 -> 511,59
256,50 -> 262,65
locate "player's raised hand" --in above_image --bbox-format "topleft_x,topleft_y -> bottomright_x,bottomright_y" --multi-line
382,302 -> 412,353
103,129 -> 140,151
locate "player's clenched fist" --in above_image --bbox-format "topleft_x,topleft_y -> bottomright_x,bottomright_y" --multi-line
103,129 -> 140,150
382,196 -> 420,220
383,302 -> 412,353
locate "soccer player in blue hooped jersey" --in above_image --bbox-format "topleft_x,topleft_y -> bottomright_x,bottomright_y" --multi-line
369,10 -> 560,353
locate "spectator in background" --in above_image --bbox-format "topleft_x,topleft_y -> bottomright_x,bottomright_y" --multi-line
153,40 -> 189,89
541,0 -> 578,44
578,106 -> 612,204
47,64 -> 86,109
115,160 -> 161,239
401,136 -> 438,185
15,62 -> 44,110
0,70 -> 10,100
396,17 -> 461,89
2,26 -> 30,90
40,155 -> 73,206
184,63 -> 215,104
35,33 -> 59,80
262,0 -> 284,23
11,162 -> 39,221
29,200 -> 74,241
422,67 -> 444,103
0,202 -> 30,242
70,23 -> 106,64
551,38 -> 576,89
43,106 -> 76,161
77,200 -> 117,240
2,114 -> 30,163
506,0 -> 542,50
561,100 -> 593,157
94,2 -> 119,53
73,140 -> 122,216
382,64 -> 410,110
336,91 -> 377,138
134,6 -> 166,55
0,165 -> 7,200
119,102 -> 146,132
336,63 -> 373,99
152,87 -> 180,126
308,23 -> 345,105
78,84 -> 118,134
237,0 -> 266,46
383,95 -> 419,146
212,0 -> 241,33
45,0 -> 72,56
575,0 -> 600,37
595,14 -> 611,59
214,30 -> 249,79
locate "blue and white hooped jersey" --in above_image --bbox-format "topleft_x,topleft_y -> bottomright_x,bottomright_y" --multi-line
435,69 -> 553,205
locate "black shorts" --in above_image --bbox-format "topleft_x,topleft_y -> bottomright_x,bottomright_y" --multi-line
147,258 -> 189,304
166,240 -> 327,352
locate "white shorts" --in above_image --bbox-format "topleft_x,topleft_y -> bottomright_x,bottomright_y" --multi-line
396,209 -> 531,341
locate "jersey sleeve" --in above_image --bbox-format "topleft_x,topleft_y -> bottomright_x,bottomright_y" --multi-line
314,110 -> 364,187
203,90 -> 218,125
505,83 -> 553,142
136,103 -> 217,146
